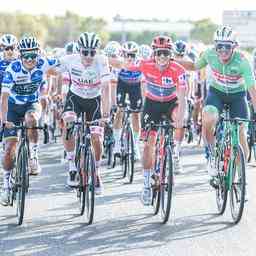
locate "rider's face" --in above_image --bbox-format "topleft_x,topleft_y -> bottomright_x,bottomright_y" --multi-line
80,48 -> 97,66
3,46 -> 16,60
21,50 -> 39,70
215,42 -> 234,63
154,49 -> 172,67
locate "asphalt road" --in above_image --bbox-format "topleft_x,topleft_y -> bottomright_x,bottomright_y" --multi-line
1,141 -> 256,256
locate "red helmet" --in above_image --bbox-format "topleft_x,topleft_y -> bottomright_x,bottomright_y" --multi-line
151,36 -> 173,50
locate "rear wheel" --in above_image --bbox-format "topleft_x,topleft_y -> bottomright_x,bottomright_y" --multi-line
125,127 -> 135,183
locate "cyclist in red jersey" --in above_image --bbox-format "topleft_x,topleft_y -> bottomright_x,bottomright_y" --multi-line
129,36 -> 187,205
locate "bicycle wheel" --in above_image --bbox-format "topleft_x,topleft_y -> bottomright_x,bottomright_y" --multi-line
230,145 -> 246,224
215,147 -> 228,214
107,142 -> 114,168
76,147 -> 86,215
160,146 -> 173,224
16,145 -> 29,225
84,150 -> 95,224
247,123 -> 254,162
125,127 -> 135,183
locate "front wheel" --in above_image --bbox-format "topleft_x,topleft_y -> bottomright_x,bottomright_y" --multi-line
230,145 -> 246,224
16,145 -> 29,225
160,146 -> 173,224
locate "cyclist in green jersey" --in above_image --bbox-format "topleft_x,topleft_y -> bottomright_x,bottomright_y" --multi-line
176,26 -> 256,178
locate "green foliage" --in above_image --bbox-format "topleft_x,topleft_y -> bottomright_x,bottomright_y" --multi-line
190,18 -> 218,44
0,11 -> 108,48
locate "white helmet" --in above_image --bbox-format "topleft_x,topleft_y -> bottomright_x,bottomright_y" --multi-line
77,32 -> 101,50
0,34 -> 17,47
138,44 -> 153,60
122,41 -> 139,54
214,26 -> 237,44
104,41 -> 122,57
18,36 -> 40,51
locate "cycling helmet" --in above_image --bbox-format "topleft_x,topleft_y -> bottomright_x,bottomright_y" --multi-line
65,41 -> 78,54
174,40 -> 187,56
138,44 -> 153,60
0,34 -> 17,47
151,36 -> 173,50
122,41 -> 139,54
18,36 -> 40,51
77,32 -> 101,50
214,26 -> 237,44
104,41 -> 122,57
187,48 -> 199,62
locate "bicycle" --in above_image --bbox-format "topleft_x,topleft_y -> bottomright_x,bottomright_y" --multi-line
212,104 -> 251,224
0,123 -> 48,225
113,105 -> 138,183
145,117 -> 175,224
68,114 -> 105,224
247,101 -> 256,162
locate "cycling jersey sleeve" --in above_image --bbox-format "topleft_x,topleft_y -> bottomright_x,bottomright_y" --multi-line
100,56 -> 111,84
40,56 -> 59,72
1,68 -> 14,95
176,67 -> 188,89
240,58 -> 256,90
195,50 -> 209,70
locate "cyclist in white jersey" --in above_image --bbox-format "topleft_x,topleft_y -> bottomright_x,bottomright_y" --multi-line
58,32 -> 111,194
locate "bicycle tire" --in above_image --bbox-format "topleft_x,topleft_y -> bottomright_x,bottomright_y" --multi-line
107,142 -> 114,168
16,145 -> 29,225
160,146 -> 173,224
125,127 -> 135,183
76,147 -> 86,216
85,150 -> 95,224
230,145 -> 246,224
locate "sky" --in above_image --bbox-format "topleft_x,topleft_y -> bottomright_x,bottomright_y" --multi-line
1,0 -> 256,24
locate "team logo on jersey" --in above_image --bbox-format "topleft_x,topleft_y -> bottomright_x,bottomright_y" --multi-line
78,69 -> 98,85
230,67 -> 239,75
11,61 -> 22,73
162,76 -> 173,86
31,70 -> 43,81
36,58 -> 45,69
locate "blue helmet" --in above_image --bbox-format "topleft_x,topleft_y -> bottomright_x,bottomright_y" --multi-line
65,41 -> 79,54
174,40 -> 187,56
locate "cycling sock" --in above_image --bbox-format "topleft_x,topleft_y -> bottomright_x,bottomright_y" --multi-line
68,161 -> 77,172
66,151 -> 75,161
3,170 -> 11,189
30,143 -> 39,159
133,131 -> 140,144
95,161 -> 100,176
143,169 -> 151,188
113,129 -> 122,145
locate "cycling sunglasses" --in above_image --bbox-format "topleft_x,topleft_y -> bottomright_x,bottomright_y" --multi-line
81,49 -> 97,57
21,52 -> 38,60
154,49 -> 171,57
215,43 -> 233,52
124,53 -> 136,59
4,46 -> 15,51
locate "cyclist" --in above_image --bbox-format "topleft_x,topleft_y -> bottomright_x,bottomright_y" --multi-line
0,34 -> 18,96
138,44 -> 153,61
58,32 -> 111,194
175,26 -> 256,179
0,36 -> 59,206
112,41 -> 143,161
123,36 -> 187,205
104,41 -> 122,107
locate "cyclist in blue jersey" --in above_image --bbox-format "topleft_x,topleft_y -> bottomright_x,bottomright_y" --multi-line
0,34 -> 18,95
0,36 -> 59,206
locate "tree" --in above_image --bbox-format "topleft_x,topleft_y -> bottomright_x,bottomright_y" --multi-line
190,19 -> 218,44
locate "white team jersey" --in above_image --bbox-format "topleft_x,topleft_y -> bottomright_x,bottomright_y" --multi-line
59,54 -> 111,99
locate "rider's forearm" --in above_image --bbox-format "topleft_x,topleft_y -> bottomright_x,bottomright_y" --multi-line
101,82 -> 110,117
1,92 -> 9,122
175,59 -> 197,71
248,86 -> 256,113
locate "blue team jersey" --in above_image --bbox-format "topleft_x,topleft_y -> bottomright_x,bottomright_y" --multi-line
0,59 -> 12,86
2,56 -> 59,104
118,69 -> 142,84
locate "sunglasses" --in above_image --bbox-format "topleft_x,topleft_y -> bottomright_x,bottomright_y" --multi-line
4,46 -> 15,51
124,53 -> 136,59
215,43 -> 233,52
81,49 -> 97,57
154,49 -> 171,57
21,52 -> 38,60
